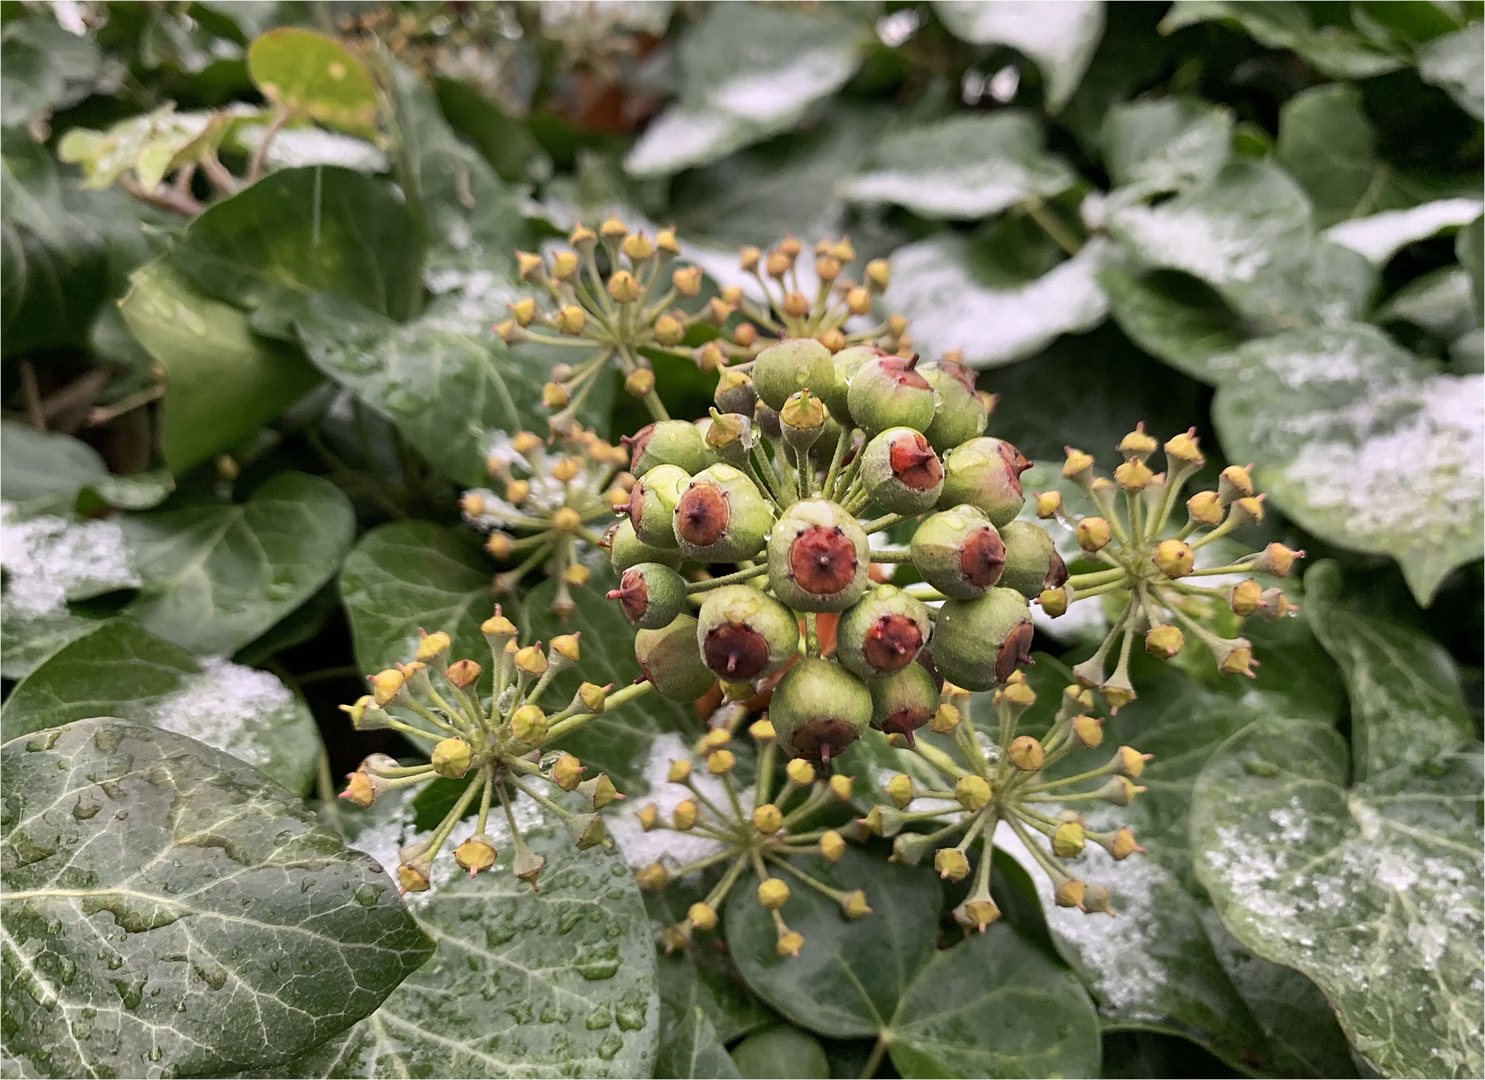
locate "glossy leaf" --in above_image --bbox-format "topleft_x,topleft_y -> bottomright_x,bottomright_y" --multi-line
118,260 -> 323,473
1418,22 -> 1484,120
1304,561 -> 1473,778
657,1006 -> 743,1080
1324,197 -> 1483,266
1100,96 -> 1231,197
273,816 -> 659,1078
1275,84 -> 1380,227
933,1 -> 1106,111
837,112 -> 1075,220
0,17 -> 101,126
120,471 -> 355,656
0,619 -> 321,794
1374,266 -> 1478,342
1158,2 -> 1408,79
1099,264 -> 1245,381
1,422 -> 172,516
1191,719 -> 1483,1079
0,718 -> 433,1078
1212,324 -> 1483,606
729,1025 -> 825,1079
247,28 -> 378,137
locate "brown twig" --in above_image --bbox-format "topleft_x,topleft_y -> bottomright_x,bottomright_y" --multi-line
18,361 -> 46,430
199,149 -> 238,196
120,174 -> 203,216
84,383 -> 164,428
245,108 -> 291,185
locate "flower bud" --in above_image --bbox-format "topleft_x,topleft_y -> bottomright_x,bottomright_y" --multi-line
848,354 -> 936,435
668,266 -> 701,298
1052,821 -> 1086,858
1082,883 -> 1113,915
697,584 -> 798,681
703,409 -> 752,468
865,259 -> 890,290
1260,588 -> 1297,620
674,464 -> 773,562
836,584 -> 932,677
509,704 -> 548,744
706,749 -> 736,774
1104,828 -> 1142,860
1034,491 -> 1063,519
556,305 -> 586,335
543,381 -> 571,409
637,804 -> 659,831
443,659 -> 480,689
776,931 -> 804,957
1096,776 -> 1144,806
340,695 -> 394,731
629,419 -> 712,475
930,702 -> 961,733
939,438 -> 1030,526
930,848 -> 968,882
910,507 -> 1005,598
369,668 -> 406,707
931,587 -> 1034,691
1218,464 -> 1254,505
820,830 -> 846,862
688,901 -> 718,931
954,895 -> 1001,932
1144,624 -> 1184,660
1229,579 -> 1264,617
1216,639 -> 1256,677
1061,447 -> 1095,484
1039,585 -> 1070,618
1068,714 -> 1102,748
340,769 -> 376,808
752,339 -> 835,410
578,774 -> 620,811
416,630 -> 452,662
768,657 -> 871,766
397,854 -> 432,894
1153,539 -> 1195,579
637,863 -> 667,891
841,889 -> 871,920
1230,494 -> 1265,525
955,774 -> 991,810
757,878 -> 790,910
1186,490 -> 1223,526
1164,428 -> 1204,468
1117,423 -> 1159,461
1007,735 -> 1045,771
431,737 -> 472,778
753,803 -> 784,834
1253,543 -> 1304,577
455,833 -> 498,876
768,499 -> 870,612
551,753 -> 586,791
672,800 -> 698,830
652,314 -> 684,347
1054,879 -> 1086,908
1114,456 -> 1154,491
635,613 -> 715,702
786,758 -> 816,786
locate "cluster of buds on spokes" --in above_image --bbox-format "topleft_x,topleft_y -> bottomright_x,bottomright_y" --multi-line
496,220 -> 904,428
1034,427 -> 1304,708
860,676 -> 1148,931
461,428 -> 634,617
634,713 -> 867,959
337,612 -> 649,893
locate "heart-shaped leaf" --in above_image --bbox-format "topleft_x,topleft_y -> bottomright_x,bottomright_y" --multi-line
247,28 -> 378,138
932,1 -> 1106,111
119,471 -> 355,656
656,1005 -> 742,1080
118,260 -> 323,473
1211,323 -> 1484,606
838,112 -> 1075,220
0,718 -> 433,1078
274,810 -> 659,1078
1191,718 -> 1483,1079
0,619 -> 321,794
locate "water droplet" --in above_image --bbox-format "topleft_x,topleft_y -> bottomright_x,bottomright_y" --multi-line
585,1006 -> 612,1030
596,1032 -> 623,1061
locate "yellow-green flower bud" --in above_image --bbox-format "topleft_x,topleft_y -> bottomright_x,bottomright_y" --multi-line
1145,624 -> 1184,660
1114,457 -> 1154,491
455,833 -> 498,876
820,830 -> 846,862
1218,464 -> 1254,505
885,773 -> 914,809
556,305 -> 586,335
935,848 -> 970,882
776,931 -> 804,958
637,863 -> 667,891
786,758 -> 816,786
1153,539 -> 1194,579
431,737 -> 472,779
578,774 -> 620,810
510,704 -> 548,744
829,775 -> 853,800
1007,735 -> 1044,771
955,775 -> 991,810
757,878 -> 790,910
842,890 -> 870,920
1164,428 -> 1204,467
1186,489 -> 1223,525
1052,821 -> 1086,858
688,902 -> 718,931
1070,714 -> 1104,747
1054,879 -> 1086,908
706,749 -> 736,774
552,753 -> 586,791
753,804 -> 784,835
1075,517 -> 1111,552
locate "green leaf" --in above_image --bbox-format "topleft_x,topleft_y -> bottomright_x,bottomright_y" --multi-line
1304,561 -> 1473,778
57,103 -> 241,193
1324,196 -> 1484,266
625,3 -> 866,177
932,0 -> 1106,112
1098,265 -> 1246,382
168,166 -> 422,327
0,607 -> 103,681
1375,265 -> 1478,342
1276,83 -> 1379,227
1456,214 -> 1483,325
729,1025 -> 824,1079
1418,22 -> 1484,120
1100,97 -> 1232,196
650,887 -> 775,1047
272,815 -> 659,1078
118,260 -> 323,473
0,17 -> 102,126
1158,2 -> 1409,79
247,28 -> 378,137
725,849 -> 1100,1077
1,422 -> 161,517
0,619 -> 321,794
339,520 -> 492,677
886,234 -> 1109,368
0,717 -> 433,1078
120,471 -> 355,656
658,1006 -> 743,1080
1211,323 -> 1483,605
1191,718 -> 1484,1079
837,112 -> 1075,220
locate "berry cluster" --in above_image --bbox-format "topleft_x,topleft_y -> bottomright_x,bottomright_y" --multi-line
496,218 -> 902,427
460,427 -> 632,616
338,613 -> 646,892
1036,431 -> 1304,707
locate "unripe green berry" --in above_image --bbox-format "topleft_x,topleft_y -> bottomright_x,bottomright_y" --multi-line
769,657 -> 871,766
997,521 -> 1069,599
768,498 -> 870,612
866,661 -> 939,747
628,420 -> 713,474
696,584 -> 798,681
607,562 -> 687,629
861,428 -> 944,514
635,613 -> 716,702
628,464 -> 689,548
938,437 -> 1030,526
919,359 -> 987,452
673,463 -> 773,562
930,587 -> 1034,691
910,506 -> 1005,598
607,518 -> 683,573
819,344 -> 880,428
836,583 -> 932,677
703,409 -> 752,468
847,354 -> 936,435
753,338 -> 834,409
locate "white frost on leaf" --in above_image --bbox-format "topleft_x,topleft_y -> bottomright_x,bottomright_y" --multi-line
885,235 -> 1109,368
605,731 -> 742,872
1324,198 -> 1483,265
0,507 -> 139,615
145,656 -> 299,769
713,47 -> 861,126
237,124 -> 390,174
932,0 -> 1105,111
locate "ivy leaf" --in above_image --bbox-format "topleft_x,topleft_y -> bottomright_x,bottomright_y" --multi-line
1324,196 -> 1483,266
1211,324 -> 1484,606
247,28 -> 378,138
1459,214 -> 1483,325
1158,2 -> 1409,79
1303,561 -> 1474,779
1418,22 -> 1484,120
0,607 -> 102,681
272,817 -> 660,1078
118,260 -> 323,473
656,1006 -> 742,1080
0,718 -> 433,1078
1276,83 -> 1382,227
119,471 -> 355,657
649,888 -> 775,1047
932,1 -> 1106,112
0,17 -> 102,126
1100,96 -> 1232,197
729,1026 -> 828,1079
1099,264 -> 1246,382
725,849 -> 1100,1077
886,234 -> 1109,368
625,3 -> 866,178
339,520 -> 492,677
1191,718 -> 1484,1079
1374,266 -> 1478,343
168,166 -> 422,329
837,112 -> 1075,220
0,619 -> 321,794
1,422 -> 172,517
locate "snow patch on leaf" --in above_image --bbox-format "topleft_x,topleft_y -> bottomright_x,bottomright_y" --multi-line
1324,197 -> 1483,265
0,505 -> 139,615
